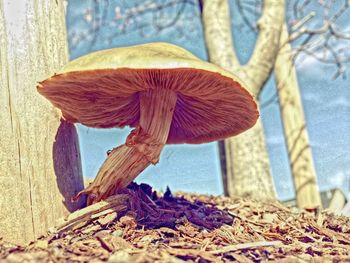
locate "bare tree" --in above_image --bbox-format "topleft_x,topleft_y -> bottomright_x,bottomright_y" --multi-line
200,0 -> 284,200
275,23 -> 322,208
200,0 -> 349,206
273,0 -> 350,207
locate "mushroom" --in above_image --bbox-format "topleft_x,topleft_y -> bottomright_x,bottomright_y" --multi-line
37,42 -> 259,205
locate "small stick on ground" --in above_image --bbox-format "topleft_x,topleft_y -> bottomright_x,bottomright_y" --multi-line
208,240 -> 284,254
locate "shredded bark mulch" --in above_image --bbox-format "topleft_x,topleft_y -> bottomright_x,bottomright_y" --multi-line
1,183 -> 350,262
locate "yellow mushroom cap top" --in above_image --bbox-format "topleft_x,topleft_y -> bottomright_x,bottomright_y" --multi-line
38,42 -> 259,144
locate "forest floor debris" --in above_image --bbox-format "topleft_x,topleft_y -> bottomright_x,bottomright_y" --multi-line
1,183 -> 350,262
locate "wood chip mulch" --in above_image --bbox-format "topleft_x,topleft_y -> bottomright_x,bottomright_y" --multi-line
1,183 -> 350,263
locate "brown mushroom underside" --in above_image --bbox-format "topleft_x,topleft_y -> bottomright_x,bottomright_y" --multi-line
38,68 -> 258,144
38,67 -> 258,205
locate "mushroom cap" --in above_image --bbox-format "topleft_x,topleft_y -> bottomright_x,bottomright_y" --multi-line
38,42 -> 258,144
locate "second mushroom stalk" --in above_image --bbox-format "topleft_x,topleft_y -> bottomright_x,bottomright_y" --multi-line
75,88 -> 177,205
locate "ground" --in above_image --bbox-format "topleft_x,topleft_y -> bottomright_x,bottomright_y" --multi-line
1,183 -> 350,262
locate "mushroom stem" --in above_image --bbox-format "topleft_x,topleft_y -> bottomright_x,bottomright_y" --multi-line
74,88 -> 177,205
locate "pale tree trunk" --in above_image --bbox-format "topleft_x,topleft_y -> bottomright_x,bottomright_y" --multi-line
0,0 -> 84,244
201,0 -> 284,200
274,24 -> 322,208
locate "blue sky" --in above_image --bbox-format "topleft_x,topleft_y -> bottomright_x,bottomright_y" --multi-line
66,0 -> 350,201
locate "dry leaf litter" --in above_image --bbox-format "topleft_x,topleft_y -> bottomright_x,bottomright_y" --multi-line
1,183 -> 350,263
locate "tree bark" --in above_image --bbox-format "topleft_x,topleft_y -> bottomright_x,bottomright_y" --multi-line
201,0 -> 284,200
0,0 -> 84,244
274,24 -> 322,208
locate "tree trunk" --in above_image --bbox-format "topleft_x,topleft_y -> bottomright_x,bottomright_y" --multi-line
0,0 -> 85,244
201,0 -> 284,200
274,24 -> 322,208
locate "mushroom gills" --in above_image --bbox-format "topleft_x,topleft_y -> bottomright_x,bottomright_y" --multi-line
73,88 -> 177,205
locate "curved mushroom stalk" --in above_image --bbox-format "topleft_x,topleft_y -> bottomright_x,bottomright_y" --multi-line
74,88 -> 177,205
